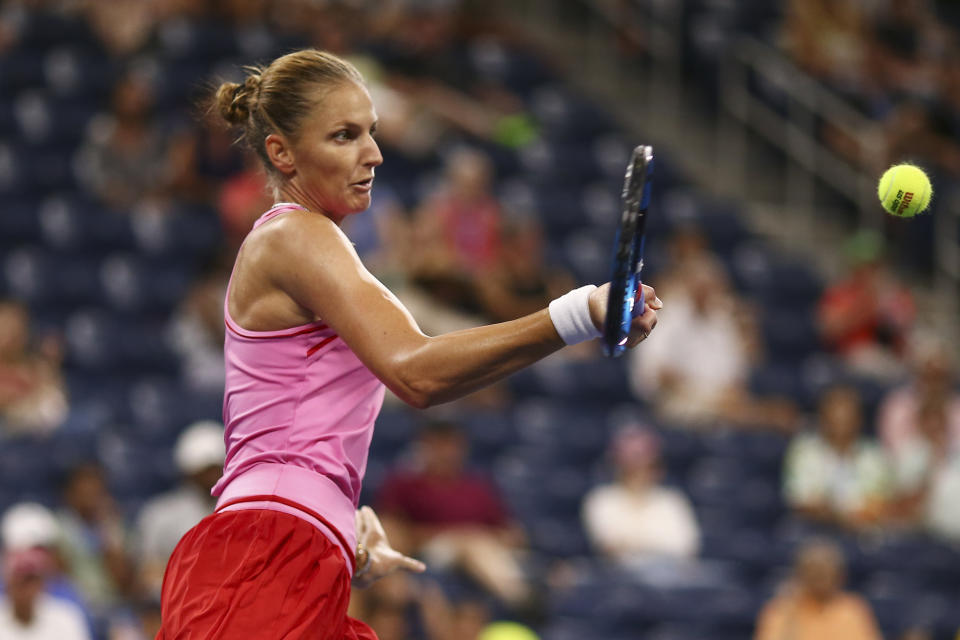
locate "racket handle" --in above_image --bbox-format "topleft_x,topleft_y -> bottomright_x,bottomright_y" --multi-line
631,283 -> 645,319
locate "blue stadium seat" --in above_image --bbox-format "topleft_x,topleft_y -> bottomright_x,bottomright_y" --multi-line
98,253 -> 191,313
0,437 -> 61,502
370,407 -> 416,457
65,308 -> 124,372
0,199 -> 44,245
542,618 -> 617,640
701,526 -> 786,573
764,259 -> 823,309
99,431 -> 176,505
157,19 -> 238,62
42,46 -> 115,99
11,90 -> 93,151
511,399 -> 610,465
126,377 -> 190,444
130,204 -> 222,258
527,86 -> 611,143
460,410 -> 516,463
729,241 -> 774,296
0,51 -> 45,92
3,247 -> 99,309
528,514 -> 590,557
749,362 -> 804,402
511,356 -> 632,404
698,203 -> 750,257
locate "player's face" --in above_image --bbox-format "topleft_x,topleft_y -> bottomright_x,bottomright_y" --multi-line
291,81 -> 382,223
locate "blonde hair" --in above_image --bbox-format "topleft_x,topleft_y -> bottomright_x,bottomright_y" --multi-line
214,49 -> 364,190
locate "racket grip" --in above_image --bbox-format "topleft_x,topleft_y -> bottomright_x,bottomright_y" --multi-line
631,284 -> 646,318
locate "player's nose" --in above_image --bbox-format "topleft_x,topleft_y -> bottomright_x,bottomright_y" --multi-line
363,136 -> 383,168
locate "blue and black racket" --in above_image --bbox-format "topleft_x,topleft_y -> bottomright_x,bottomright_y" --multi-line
602,145 -> 653,358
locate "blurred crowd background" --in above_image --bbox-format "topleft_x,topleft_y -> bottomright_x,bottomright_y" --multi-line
0,1 -> 958,639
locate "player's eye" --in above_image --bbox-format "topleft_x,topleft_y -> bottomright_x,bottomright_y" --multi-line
333,129 -> 351,141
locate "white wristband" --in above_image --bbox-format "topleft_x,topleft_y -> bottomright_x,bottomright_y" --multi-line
548,285 -> 601,345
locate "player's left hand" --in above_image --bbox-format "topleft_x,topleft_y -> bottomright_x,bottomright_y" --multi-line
352,505 -> 426,588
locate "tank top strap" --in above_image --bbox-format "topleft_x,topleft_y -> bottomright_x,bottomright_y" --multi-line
253,202 -> 308,229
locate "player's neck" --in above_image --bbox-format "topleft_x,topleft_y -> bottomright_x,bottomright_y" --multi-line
278,183 -> 343,227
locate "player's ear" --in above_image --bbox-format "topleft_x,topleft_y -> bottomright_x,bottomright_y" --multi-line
265,133 -> 296,176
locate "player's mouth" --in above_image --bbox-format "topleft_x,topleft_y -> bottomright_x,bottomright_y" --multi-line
351,177 -> 374,193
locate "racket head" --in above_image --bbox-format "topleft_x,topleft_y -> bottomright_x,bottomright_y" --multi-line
602,145 -> 653,358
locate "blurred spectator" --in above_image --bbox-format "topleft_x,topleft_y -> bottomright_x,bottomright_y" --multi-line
165,108 -> 247,205
817,231 -> 915,379
898,628 -> 932,640
376,420 -> 530,609
0,548 -> 90,640
215,156 -> 274,249
166,257 -> 231,393
56,464 -> 134,616
754,538 -> 882,640
581,425 -> 700,561
134,421 -> 225,598
2,502 -> 88,618
475,218 -> 573,323
0,300 -> 68,435
76,68 -> 174,210
780,0 -> 960,180
350,573 -> 494,640
878,336 -> 960,454
886,394 -> 960,541
629,257 -> 794,429
81,0 -> 155,57
784,386 -> 891,531
413,149 -> 503,285
871,0 -> 947,101
0,2 -> 25,54
108,598 -> 162,640
352,584 -> 411,640
421,586 -> 493,640
780,0 -> 870,90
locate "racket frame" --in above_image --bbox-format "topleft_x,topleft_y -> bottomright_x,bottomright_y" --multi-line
602,145 -> 653,358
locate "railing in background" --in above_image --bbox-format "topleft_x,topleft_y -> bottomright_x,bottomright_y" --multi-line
499,0 -> 959,303
718,35 -> 959,298
504,0 -> 685,135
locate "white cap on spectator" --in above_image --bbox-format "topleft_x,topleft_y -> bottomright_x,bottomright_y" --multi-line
175,420 -> 226,475
2,503 -> 59,550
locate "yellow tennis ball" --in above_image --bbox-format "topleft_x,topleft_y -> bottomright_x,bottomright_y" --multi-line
877,164 -> 932,218
478,622 -> 540,640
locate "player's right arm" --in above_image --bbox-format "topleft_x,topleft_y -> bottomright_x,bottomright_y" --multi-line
257,211 -> 659,408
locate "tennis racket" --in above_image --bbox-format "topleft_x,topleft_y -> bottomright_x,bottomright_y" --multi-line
602,145 -> 653,358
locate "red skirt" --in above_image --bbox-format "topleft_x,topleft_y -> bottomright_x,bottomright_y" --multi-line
156,507 -> 378,640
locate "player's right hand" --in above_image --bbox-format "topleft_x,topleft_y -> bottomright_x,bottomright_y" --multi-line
588,283 -> 661,347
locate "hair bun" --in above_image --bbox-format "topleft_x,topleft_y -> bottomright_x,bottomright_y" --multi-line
215,71 -> 261,126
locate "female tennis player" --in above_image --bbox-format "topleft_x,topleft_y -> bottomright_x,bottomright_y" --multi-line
156,49 -> 660,639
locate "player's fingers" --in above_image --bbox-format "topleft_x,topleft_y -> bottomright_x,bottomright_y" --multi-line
640,284 -> 662,310
398,554 -> 427,573
627,307 -> 657,346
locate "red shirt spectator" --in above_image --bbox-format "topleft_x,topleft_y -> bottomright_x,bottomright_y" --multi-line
376,420 -> 530,609
817,233 -> 914,378
377,467 -> 509,530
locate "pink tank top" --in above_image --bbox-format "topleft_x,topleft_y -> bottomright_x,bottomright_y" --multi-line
212,203 -> 386,569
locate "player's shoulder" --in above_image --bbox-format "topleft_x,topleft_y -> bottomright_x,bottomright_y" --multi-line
256,207 -> 337,239
245,209 -> 348,263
